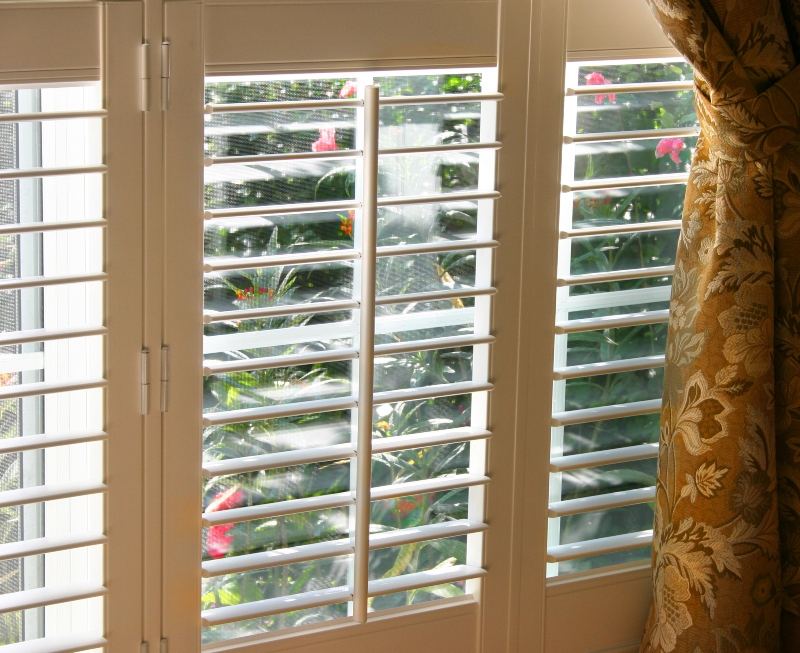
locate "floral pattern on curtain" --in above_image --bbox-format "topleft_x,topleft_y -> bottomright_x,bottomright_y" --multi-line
640,1 -> 800,651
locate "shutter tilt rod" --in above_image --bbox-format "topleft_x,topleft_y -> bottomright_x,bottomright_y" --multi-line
352,85 -> 379,623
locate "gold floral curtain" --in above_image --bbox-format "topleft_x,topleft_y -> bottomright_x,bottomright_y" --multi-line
641,1 -> 800,651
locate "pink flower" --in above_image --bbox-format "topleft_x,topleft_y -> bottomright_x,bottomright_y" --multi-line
205,486 -> 244,559
311,127 -> 338,152
584,71 -> 616,105
655,137 -> 686,165
339,81 -> 358,99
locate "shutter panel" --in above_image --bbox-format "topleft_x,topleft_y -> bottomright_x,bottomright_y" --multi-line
162,3 -> 505,648
0,4 -> 144,651
543,57 -> 696,651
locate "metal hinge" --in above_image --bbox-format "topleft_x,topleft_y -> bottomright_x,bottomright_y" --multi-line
160,345 -> 170,413
140,348 -> 150,416
161,41 -> 171,111
140,42 -> 150,112
160,638 -> 168,653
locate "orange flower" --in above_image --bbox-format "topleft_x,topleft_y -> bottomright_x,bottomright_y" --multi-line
339,211 -> 354,237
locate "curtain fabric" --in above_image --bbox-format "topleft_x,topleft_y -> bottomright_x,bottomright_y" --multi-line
641,2 -> 800,651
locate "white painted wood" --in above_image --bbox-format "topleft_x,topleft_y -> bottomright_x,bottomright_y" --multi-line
545,566 -> 652,652
0,3 -> 101,85
567,0 -> 677,60
203,1 -> 497,75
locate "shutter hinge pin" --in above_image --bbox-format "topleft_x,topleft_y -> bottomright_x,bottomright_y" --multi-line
140,348 -> 150,416
160,345 -> 169,413
161,41 -> 171,112
140,42 -> 150,112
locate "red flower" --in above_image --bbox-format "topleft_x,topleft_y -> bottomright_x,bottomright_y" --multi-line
339,210 -> 354,237
339,81 -> 357,99
584,71 -> 616,105
205,487 -> 244,559
655,137 -> 686,164
312,127 -> 338,152
396,497 -> 420,517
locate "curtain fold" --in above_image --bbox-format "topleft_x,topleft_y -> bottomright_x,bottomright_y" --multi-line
641,2 -> 800,651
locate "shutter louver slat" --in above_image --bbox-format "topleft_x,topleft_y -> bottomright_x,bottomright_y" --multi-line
0,273 -> 107,292
0,584 -> 107,614
0,164 -> 106,180
551,398 -> 662,427
0,635 -> 107,653
368,564 -> 485,596
0,378 -> 107,401
0,534 -> 106,562
0,326 -> 107,347
557,264 -> 674,287
554,309 -> 669,334
548,486 -> 656,518
560,219 -> 682,238
565,126 -> 698,144
563,172 -> 689,192
0,219 -> 106,236
0,431 -> 107,455
0,482 -> 107,509
553,354 -> 665,380
0,109 -> 107,123
201,586 -> 354,627
550,443 -> 659,472
546,529 -> 653,563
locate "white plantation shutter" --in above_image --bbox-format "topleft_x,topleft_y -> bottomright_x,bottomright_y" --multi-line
166,56 -> 501,653
157,0 -> 523,649
0,3 -> 143,652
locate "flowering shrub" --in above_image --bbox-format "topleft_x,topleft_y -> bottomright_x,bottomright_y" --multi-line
206,487 -> 245,559
655,137 -> 687,164
339,81 -> 357,98
584,71 -> 617,104
311,127 -> 338,152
